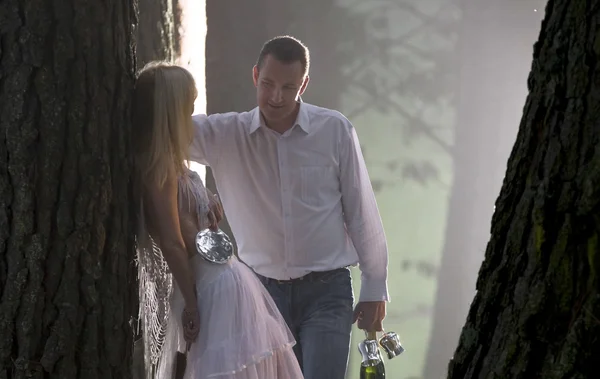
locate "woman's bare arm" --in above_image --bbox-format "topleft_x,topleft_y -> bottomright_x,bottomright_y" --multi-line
145,169 -> 196,307
178,195 -> 201,257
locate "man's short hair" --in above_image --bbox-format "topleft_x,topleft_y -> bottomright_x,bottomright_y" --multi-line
256,36 -> 310,77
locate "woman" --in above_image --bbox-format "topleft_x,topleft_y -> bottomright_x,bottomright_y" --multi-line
132,61 -> 303,379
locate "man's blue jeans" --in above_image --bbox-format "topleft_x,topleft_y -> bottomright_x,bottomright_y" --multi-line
257,268 -> 354,379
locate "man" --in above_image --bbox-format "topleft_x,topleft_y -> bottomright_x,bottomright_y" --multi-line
191,35 -> 390,378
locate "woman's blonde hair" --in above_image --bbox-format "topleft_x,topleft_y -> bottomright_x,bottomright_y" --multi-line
132,61 -> 197,188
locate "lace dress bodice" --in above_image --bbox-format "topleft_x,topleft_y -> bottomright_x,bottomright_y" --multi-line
178,169 -> 211,231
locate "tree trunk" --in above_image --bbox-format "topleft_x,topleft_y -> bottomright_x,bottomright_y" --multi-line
0,1 -> 136,378
136,0 -> 181,67
447,1 -> 600,378
205,0 -> 271,242
423,2 -> 543,378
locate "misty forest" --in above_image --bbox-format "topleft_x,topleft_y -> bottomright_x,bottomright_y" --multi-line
1,0 -> 599,378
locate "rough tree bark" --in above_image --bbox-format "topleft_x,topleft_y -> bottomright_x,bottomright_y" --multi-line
0,1 -> 136,378
447,1 -> 600,378
423,2 -> 543,378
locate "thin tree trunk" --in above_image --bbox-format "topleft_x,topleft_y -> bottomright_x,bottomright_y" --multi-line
136,0 -> 181,67
447,1 -> 600,378
0,1 -> 137,378
423,2 -> 543,378
205,0 -> 271,243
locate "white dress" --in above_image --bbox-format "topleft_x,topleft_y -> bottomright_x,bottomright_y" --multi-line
138,170 -> 303,379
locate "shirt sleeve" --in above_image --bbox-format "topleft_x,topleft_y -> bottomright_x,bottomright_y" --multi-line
339,120 -> 390,302
189,113 -> 220,167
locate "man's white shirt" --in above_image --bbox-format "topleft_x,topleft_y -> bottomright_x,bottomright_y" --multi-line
190,102 -> 389,302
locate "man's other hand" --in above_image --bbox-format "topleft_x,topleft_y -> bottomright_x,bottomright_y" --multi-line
353,301 -> 386,332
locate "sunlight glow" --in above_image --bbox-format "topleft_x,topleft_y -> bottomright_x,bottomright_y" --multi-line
178,0 -> 207,179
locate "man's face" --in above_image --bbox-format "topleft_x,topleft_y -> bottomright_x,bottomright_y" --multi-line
253,54 -> 308,125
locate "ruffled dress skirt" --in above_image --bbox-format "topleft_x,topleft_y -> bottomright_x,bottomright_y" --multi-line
156,255 -> 303,379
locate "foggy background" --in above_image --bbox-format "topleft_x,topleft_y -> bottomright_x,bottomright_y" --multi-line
177,0 -> 546,378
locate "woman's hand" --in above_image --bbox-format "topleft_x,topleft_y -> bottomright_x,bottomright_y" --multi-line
182,304 -> 200,343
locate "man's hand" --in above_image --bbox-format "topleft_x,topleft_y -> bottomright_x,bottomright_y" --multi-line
353,301 -> 386,332
207,194 -> 224,231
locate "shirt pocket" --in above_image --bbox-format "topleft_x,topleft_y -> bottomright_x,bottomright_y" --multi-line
300,165 -> 337,206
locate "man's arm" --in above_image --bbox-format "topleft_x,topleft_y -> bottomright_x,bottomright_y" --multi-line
190,114 -> 220,167
339,119 -> 390,303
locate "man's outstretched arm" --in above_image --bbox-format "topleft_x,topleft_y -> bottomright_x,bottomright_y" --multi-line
190,114 -> 220,167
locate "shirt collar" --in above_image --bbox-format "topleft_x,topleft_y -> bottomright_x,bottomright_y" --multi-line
248,102 -> 311,135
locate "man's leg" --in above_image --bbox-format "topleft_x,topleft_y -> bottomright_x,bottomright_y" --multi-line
256,276 -> 303,368
294,268 -> 354,379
